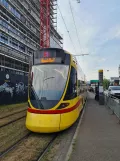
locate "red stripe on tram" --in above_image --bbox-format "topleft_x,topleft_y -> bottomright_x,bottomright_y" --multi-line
28,100 -> 81,114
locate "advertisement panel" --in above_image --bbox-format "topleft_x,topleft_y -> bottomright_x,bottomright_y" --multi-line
0,71 -> 28,105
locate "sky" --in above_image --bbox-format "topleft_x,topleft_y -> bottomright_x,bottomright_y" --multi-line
57,0 -> 120,81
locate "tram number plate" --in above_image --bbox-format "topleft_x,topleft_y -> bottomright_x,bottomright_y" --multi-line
40,58 -> 55,63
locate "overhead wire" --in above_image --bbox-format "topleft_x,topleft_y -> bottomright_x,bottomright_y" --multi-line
57,2 -> 85,76
57,5 -> 77,54
69,0 -> 83,55
69,0 -> 86,76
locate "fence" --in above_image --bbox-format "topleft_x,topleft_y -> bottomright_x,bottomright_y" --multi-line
104,93 -> 120,122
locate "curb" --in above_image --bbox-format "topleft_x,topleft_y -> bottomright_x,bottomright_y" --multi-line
65,99 -> 87,161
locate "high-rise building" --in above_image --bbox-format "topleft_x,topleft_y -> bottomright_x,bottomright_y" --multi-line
0,0 -> 63,104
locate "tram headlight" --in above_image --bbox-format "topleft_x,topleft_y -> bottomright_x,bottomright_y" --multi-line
57,103 -> 69,109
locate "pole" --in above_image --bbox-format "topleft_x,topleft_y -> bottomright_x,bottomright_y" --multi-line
119,65 -> 120,85
98,69 -> 104,105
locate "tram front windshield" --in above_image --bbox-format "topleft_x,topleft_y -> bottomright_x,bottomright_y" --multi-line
30,64 -> 69,109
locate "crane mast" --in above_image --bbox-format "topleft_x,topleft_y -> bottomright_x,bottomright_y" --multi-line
40,0 -> 57,48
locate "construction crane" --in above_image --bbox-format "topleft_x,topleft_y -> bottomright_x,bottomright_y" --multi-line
40,0 -> 57,48
39,0 -> 80,48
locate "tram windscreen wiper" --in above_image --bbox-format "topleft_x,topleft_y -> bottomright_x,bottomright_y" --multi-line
43,77 -> 55,81
31,86 -> 44,109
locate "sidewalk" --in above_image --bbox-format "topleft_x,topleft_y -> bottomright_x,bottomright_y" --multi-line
70,92 -> 120,161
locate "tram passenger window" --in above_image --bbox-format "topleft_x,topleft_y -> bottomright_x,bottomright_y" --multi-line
64,67 -> 77,100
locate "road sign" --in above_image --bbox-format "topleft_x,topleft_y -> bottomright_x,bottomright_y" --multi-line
90,80 -> 99,84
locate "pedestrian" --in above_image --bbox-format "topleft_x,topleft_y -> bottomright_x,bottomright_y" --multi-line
95,86 -> 99,101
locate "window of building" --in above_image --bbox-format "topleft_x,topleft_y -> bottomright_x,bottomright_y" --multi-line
19,27 -> 26,35
9,25 -> 18,35
19,32 -> 26,39
15,10 -> 21,19
4,57 -> 14,68
0,55 -> 4,66
20,15 -> 26,23
14,60 -> 22,70
64,66 -> 77,100
10,20 -> 16,28
11,6 -> 16,15
0,12 -> 8,21
1,20 -> 8,29
0,32 -> 8,44
8,4 -> 12,12
31,25 -> 36,33
9,38 -> 18,48
27,47 -> 34,56
1,0 -> 8,8
19,43 -> 25,52
26,21 -> 31,28
8,3 -> 21,19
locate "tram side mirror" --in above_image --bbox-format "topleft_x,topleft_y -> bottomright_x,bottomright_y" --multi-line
108,89 -> 111,91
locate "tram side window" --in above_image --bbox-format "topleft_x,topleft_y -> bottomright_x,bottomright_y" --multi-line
64,66 -> 77,100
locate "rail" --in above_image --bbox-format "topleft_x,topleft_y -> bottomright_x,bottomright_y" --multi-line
104,93 -> 120,122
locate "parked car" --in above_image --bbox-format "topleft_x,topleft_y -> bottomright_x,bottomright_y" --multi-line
108,86 -> 120,98
88,86 -> 94,92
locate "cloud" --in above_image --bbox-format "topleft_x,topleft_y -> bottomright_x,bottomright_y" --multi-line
58,0 -> 120,81
98,58 -> 107,62
94,25 -> 120,48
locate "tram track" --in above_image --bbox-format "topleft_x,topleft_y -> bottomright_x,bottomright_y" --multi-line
0,132 -> 31,159
36,134 -> 58,161
0,132 -> 58,161
0,105 -> 85,161
0,98 -> 87,161
0,117 -> 29,155
0,112 -> 26,128
0,109 -> 27,119
38,98 -> 87,161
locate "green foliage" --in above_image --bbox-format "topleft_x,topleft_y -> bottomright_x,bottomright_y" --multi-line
103,79 -> 110,90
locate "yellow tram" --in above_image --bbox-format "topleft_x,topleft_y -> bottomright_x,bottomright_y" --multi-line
26,48 -> 86,133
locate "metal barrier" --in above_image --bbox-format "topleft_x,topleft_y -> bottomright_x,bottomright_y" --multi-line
104,94 -> 120,121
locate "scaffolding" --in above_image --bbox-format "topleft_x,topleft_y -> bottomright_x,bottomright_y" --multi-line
40,0 -> 57,48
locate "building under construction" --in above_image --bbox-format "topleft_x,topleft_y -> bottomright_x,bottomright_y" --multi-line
0,0 -> 63,104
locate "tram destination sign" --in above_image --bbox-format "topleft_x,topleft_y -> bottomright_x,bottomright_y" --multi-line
33,48 -> 70,65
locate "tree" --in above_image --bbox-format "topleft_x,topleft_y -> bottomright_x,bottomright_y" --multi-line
103,79 -> 110,90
